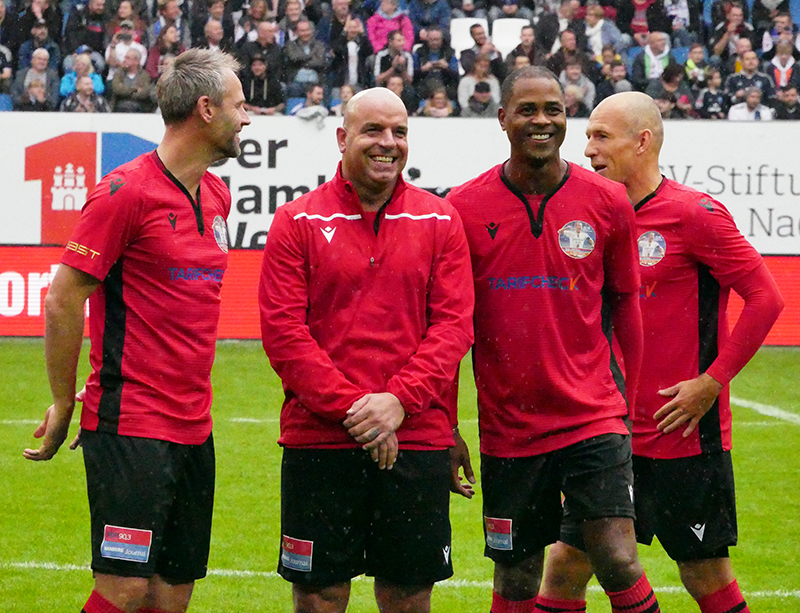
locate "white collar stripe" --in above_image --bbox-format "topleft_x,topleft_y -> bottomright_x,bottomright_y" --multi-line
293,213 -> 362,221
384,213 -> 452,221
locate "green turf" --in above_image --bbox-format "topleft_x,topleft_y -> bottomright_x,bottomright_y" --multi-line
1,340 -> 798,611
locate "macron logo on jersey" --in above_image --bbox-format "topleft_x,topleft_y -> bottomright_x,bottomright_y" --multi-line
488,275 -> 581,291
690,523 -> 706,541
321,226 -> 336,243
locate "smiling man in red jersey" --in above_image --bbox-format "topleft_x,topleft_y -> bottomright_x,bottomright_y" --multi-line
446,66 -> 661,613
25,49 -> 250,613
541,91 -> 784,613
259,87 -> 474,613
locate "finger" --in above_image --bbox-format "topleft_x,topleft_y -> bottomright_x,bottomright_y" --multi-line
369,445 -> 379,463
32,418 -> 48,439
461,454 -> 476,484
682,418 -> 700,438
351,425 -> 380,443
362,430 -> 391,450
377,442 -> 388,470
69,428 -> 83,450
76,389 -> 86,402
659,411 -> 689,433
23,445 -> 54,461
657,385 -> 680,397
345,395 -> 370,417
386,441 -> 397,470
653,398 -> 679,420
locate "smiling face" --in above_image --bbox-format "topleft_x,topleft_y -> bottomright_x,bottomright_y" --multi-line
337,89 -> 408,202
500,76 -> 566,169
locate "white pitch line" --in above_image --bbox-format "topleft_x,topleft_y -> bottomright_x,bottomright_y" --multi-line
731,396 -> 800,425
0,419 -> 41,425
2,562 -> 798,598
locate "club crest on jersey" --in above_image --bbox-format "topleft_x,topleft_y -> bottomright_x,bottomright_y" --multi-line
281,535 -> 313,572
101,525 -> 152,563
484,517 -> 513,550
557,220 -> 596,259
212,215 -> 229,254
638,231 -> 666,267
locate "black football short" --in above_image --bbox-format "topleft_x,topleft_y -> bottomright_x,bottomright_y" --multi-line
279,447 -> 453,586
82,430 -> 215,582
632,452 -> 737,561
481,433 -> 635,564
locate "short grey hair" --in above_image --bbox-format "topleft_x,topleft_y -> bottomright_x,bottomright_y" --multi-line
156,48 -> 240,125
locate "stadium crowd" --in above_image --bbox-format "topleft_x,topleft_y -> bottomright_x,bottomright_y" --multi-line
0,0 -> 799,117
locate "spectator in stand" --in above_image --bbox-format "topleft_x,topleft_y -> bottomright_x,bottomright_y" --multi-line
595,59 -> 633,103
13,77 -> 55,109
536,0 -> 587,58
105,19 -> 147,83
595,43 -> 621,80
487,0 -> 534,29
330,17 -> 373,93
461,79 -> 499,116
238,21 -> 282,81
105,0 -> 146,45
546,28 -> 597,82
283,19 -> 326,96
14,0 -> 62,51
419,84 -> 454,116
721,35 -> 752,79
191,0 -> 235,48
708,3 -> 756,67
761,12 -> 800,60
17,18 -> 60,72
0,41 -> 11,93
710,0 -> 749,31
62,0 -> 108,65
110,47 -> 153,111
408,0 -> 450,44
412,25 -> 458,100
330,82 -> 356,115
145,23 -> 184,80
146,0 -> 191,51
287,81 -> 327,116
0,0 -> 19,55
564,82 -> 590,116
751,0 -> 791,41
277,0 -> 305,45
694,67 -> 730,117
728,85 -> 773,119
630,31 -> 674,92
61,74 -> 111,110
235,0 -> 270,45
385,71 -> 418,112
615,0 -> 671,49
724,49 -> 776,105
277,0 -> 324,26
452,0 -> 488,19
764,40 -> 800,88
457,52 -> 499,109
774,83 -> 800,118
198,19 -> 232,52
505,25 -> 544,72
460,22 -> 507,82
645,60 -> 694,117
11,48 -> 59,107
683,42 -> 710,92
61,52 -> 105,97
661,0 -> 702,47
560,56 -> 595,108
374,29 -> 413,87
582,4 -> 625,59
241,52 -> 285,114
367,0 -> 414,53
316,0 -> 353,47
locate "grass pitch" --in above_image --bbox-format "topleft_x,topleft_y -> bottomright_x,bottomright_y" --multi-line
1,339 -> 798,612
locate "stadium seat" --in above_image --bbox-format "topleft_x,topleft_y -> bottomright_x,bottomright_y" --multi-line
672,46 -> 690,66
491,18 -> 530,60
0,94 -> 11,112
626,46 -> 644,75
450,17 -> 488,60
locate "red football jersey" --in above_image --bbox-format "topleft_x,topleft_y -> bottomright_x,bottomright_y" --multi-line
61,151 -> 231,445
447,163 -> 640,458
632,178 -> 764,459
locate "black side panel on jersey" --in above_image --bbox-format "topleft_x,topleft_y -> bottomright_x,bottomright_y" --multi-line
601,286 -> 628,413
697,263 -> 723,453
97,259 -> 126,433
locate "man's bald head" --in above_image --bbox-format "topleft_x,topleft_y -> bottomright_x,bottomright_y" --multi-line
343,87 -> 407,130
594,92 -> 664,154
